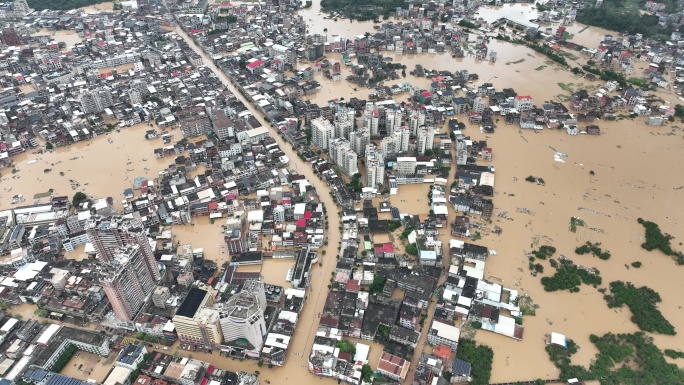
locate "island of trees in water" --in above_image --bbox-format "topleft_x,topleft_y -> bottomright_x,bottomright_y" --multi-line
546,332 -> 684,384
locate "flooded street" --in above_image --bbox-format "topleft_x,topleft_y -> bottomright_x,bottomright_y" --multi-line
2,2 -> 682,383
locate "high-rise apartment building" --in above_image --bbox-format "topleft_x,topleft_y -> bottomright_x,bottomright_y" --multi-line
216,280 -> 267,351
408,109 -> 426,136
417,127 -> 436,155
349,130 -> 369,155
86,215 -> 160,281
333,107 -> 356,139
87,215 -> 160,321
311,117 -> 335,150
100,244 -> 156,321
365,144 -> 385,187
328,138 -> 358,177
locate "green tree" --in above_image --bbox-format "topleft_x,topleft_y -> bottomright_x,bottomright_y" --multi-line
405,243 -> 418,256
361,364 -> 373,382
46,142 -> 54,150
456,339 -> 493,385
604,281 -> 675,335
336,340 -> 356,356
72,192 -> 88,207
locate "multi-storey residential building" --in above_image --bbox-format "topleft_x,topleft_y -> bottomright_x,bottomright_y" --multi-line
80,88 -> 114,114
417,127 -> 436,155
209,108 -> 235,140
151,286 -> 170,309
86,215 -> 160,281
100,244 -> 156,322
472,96 -> 487,113
380,132 -> 402,159
328,138 -> 358,177
426,320 -> 461,350
399,126 -> 410,153
365,144 -> 385,187
349,130 -> 368,155
513,95 -> 534,112
333,107 -> 356,139
364,104 -> 381,136
311,117 -> 335,150
408,109 -> 426,136
270,43 -> 296,66
216,280 -> 267,351
377,352 -> 411,381
385,108 -> 403,133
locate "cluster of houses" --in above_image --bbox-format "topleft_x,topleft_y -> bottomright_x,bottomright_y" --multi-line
0,309 -> 257,385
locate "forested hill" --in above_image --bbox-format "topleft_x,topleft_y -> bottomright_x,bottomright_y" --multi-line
28,0 -> 112,11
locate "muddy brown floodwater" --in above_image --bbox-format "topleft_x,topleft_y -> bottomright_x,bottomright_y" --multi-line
0,123 -> 168,211
4,2 -> 683,383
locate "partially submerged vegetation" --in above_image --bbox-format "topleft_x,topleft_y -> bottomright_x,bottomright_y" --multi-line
541,259 -> 602,292
575,241 -> 611,260
637,218 -> 684,265
546,332 -> 684,383
531,245 -> 556,260
665,349 -> 684,359
604,281 -> 675,335
569,216 -> 586,233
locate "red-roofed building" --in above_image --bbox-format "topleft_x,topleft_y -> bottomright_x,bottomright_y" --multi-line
345,279 -> 360,293
246,59 -> 264,73
377,352 -> 410,381
513,95 -> 534,112
303,211 -> 312,219
296,219 -> 307,228
433,345 -> 452,362
555,26 -> 566,40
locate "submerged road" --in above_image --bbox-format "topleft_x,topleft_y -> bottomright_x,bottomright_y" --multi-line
169,22 -> 343,382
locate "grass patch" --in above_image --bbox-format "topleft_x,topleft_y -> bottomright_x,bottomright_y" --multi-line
637,218 -> 684,265
604,281 -> 675,335
569,216 -> 586,233
534,65 -> 547,71
541,259 -> 602,292
575,241 -> 611,260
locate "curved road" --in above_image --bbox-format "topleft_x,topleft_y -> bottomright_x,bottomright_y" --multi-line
169,24 -> 343,379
